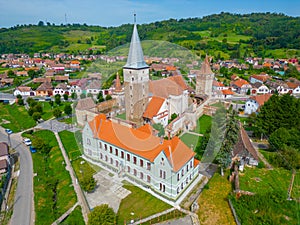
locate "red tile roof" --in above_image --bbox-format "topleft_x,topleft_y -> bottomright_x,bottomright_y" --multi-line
250,93 -> 272,106
143,96 -> 165,119
222,89 -> 235,95
88,114 -> 195,172
233,79 -> 249,88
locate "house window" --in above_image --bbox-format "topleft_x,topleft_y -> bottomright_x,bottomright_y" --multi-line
186,178 -> 188,184
132,77 -> 134,81
181,183 -> 183,190
104,144 -> 107,150
99,142 -> 102,149
147,162 -> 151,170
133,169 -> 137,176
181,169 -> 184,176
133,156 -> 137,165
190,161 -> 192,169
186,164 -> 189,172
177,173 -> 180,181
140,172 -> 144,180
140,159 -> 144,167
110,146 -> 112,154
127,154 -> 130,162
110,158 -> 113,164
190,174 -> 192,180
116,161 -> 119,167
177,187 -> 180,194
121,151 -> 124,159
105,155 -> 108,162
115,149 -> 118,156
147,175 -> 151,183
100,153 -> 103,159
127,166 -> 130,173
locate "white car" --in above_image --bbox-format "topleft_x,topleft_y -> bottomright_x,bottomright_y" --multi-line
23,138 -> 32,146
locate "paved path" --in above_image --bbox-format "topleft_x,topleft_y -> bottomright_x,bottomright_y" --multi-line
0,128 -> 34,225
51,202 -> 79,225
133,208 -> 176,225
54,132 -> 90,224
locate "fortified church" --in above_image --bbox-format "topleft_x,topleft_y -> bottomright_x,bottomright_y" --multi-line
82,19 -> 214,202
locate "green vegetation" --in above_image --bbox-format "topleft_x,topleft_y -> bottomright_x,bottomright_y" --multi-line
88,204 -> 116,225
255,94 -> 300,170
229,190 -> 298,225
58,130 -> 82,160
193,114 -> 212,134
239,167 -> 291,195
197,171 -> 235,225
0,103 -> 36,132
60,206 -> 85,225
117,182 -> 171,224
31,130 -> 77,225
116,112 -> 126,120
1,13 -> 299,59
180,133 -> 201,149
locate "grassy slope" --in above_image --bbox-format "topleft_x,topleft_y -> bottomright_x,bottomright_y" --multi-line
0,103 -> 36,132
60,206 -> 85,225
197,171 -> 235,225
32,130 -> 77,225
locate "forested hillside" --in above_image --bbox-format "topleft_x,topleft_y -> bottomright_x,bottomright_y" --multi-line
0,12 -> 299,59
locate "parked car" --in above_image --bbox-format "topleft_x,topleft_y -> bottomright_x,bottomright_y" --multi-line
23,138 -> 32,146
5,129 -> 13,134
29,146 -> 37,153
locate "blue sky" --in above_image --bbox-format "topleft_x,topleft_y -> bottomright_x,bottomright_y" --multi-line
0,0 -> 299,28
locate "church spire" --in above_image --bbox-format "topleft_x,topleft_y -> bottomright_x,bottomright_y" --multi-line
199,55 -> 213,75
114,72 -> 122,92
123,14 -> 148,69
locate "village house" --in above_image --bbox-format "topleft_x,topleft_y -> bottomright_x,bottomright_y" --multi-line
249,74 -> 270,84
0,142 -> 9,174
251,82 -> 270,95
231,79 -> 252,94
13,86 -> 35,97
244,93 -> 272,114
35,82 -> 53,96
53,83 -> 69,96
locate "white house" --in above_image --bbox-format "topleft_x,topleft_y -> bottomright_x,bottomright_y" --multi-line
244,93 -> 272,114
53,83 -> 70,96
251,82 -> 270,95
13,86 -> 35,97
82,114 -> 201,201
143,96 -> 169,127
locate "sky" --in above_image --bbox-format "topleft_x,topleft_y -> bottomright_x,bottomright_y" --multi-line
0,0 -> 299,28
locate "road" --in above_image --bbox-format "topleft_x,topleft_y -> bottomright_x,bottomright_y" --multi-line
0,128 -> 34,225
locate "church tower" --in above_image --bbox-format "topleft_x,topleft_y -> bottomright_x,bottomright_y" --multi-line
196,55 -> 214,97
123,16 -> 149,125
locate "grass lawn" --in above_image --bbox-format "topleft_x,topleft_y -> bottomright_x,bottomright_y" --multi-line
292,170 -> 300,199
58,130 -> 100,187
116,112 -> 126,120
193,115 -> 212,134
40,101 -> 71,121
31,130 -> 77,225
180,133 -> 202,149
239,167 -> 292,195
60,206 -> 85,225
0,103 -> 36,132
58,130 -> 82,160
210,102 -> 225,108
197,171 -> 236,225
117,182 -> 172,224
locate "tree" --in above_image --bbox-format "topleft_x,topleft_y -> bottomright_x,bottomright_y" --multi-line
80,93 -> 86,99
87,93 -> 93,98
49,100 -> 54,108
32,136 -> 51,155
63,93 -> 68,101
88,204 -> 116,225
38,21 -> 44,26
7,70 -> 15,77
55,94 -> 61,105
64,104 -> 72,116
105,94 -> 112,101
53,108 -> 62,118
17,98 -> 24,106
71,92 -> 77,100
32,112 -> 41,121
97,92 -> 104,103
28,69 -> 36,79
81,175 -> 96,192
170,113 -> 177,122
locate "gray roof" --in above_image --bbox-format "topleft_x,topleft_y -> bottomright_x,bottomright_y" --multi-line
123,24 -> 149,69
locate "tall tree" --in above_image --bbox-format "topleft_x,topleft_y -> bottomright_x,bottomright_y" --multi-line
88,204 -> 116,225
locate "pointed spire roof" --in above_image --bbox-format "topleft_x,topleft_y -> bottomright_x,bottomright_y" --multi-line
199,55 -> 213,75
114,72 -> 122,92
124,22 -> 149,69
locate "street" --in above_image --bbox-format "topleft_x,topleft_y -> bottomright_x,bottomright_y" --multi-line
0,128 -> 33,225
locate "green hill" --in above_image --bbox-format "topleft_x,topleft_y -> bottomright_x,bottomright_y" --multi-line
0,12 -> 299,59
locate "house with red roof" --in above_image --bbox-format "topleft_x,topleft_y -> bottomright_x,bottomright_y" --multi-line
244,93 -> 272,114
143,96 -> 168,127
83,114 -> 201,201
231,79 -> 252,94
